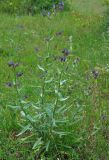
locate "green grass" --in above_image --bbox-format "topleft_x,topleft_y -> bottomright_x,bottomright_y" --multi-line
0,0 -> 109,159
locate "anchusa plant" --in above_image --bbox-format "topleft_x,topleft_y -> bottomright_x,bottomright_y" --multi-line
7,57 -> 74,159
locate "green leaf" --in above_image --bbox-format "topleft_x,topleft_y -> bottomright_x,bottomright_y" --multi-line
45,78 -> 53,83
26,115 -> 35,122
45,141 -> 50,152
60,80 -> 67,86
55,89 -> 62,98
45,106 -> 53,118
32,138 -> 43,149
37,64 -> 45,72
20,134 -> 34,143
55,119 -> 68,124
52,130 -> 71,138
59,96 -> 69,101
20,111 -> 25,117
17,124 -> 31,136
52,118 -> 57,127
8,105 -> 20,110
56,104 -> 66,113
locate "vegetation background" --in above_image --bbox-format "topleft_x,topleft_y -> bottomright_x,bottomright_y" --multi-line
0,0 -> 109,159
0,0 -> 67,15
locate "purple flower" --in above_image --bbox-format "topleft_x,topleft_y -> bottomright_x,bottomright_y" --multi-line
58,1 -> 64,10
24,95 -> 28,99
59,1 -> 64,6
56,31 -> 63,36
60,56 -> 66,62
5,82 -> 13,87
92,70 -> 99,79
101,115 -> 107,121
16,72 -> 23,77
47,11 -> 51,17
35,47 -> 39,53
62,48 -> 70,56
8,61 -> 19,68
8,61 -> 14,67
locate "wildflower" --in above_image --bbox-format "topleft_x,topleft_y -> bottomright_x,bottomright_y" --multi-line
47,11 -> 51,17
24,95 -> 28,99
56,31 -> 63,36
35,47 -> 39,53
62,48 -> 70,56
60,56 -> 66,62
92,69 -> 99,79
5,82 -> 13,87
8,61 -> 14,67
101,114 -> 107,121
16,72 -> 23,77
58,1 -> 64,11
8,61 -> 19,68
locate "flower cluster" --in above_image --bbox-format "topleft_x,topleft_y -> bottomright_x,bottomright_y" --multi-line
60,48 -> 70,62
6,61 -> 23,88
92,69 -> 99,79
8,61 -> 19,68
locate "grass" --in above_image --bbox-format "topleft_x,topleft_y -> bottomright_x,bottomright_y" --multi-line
0,0 -> 109,159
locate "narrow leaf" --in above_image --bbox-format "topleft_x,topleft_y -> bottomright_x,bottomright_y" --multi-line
17,124 -> 31,136
37,64 -> 45,72
32,138 -> 43,149
59,96 -> 69,101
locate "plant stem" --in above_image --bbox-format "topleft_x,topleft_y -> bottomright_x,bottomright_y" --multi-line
13,67 -> 38,132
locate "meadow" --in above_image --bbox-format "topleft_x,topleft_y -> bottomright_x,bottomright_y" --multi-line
0,0 -> 109,159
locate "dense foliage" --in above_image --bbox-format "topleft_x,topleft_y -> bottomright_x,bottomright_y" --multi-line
0,0 -> 66,15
